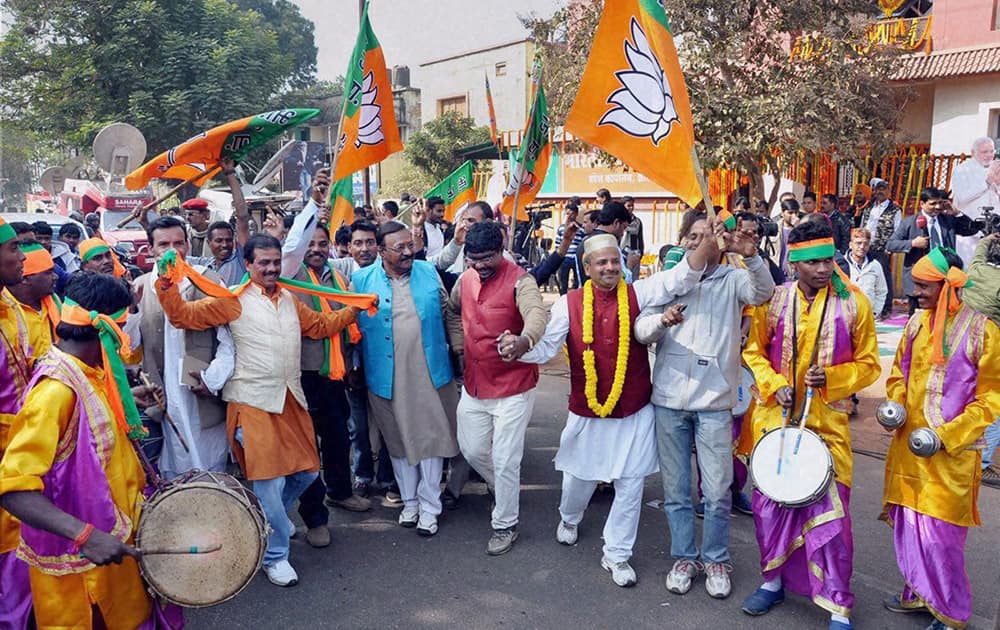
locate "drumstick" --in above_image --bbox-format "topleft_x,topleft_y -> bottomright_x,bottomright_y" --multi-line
776,407 -> 789,476
138,543 -> 222,555
792,387 -> 815,455
139,372 -> 190,454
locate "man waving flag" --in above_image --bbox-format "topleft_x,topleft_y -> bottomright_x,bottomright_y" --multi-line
333,1 -> 402,181
565,0 -> 702,207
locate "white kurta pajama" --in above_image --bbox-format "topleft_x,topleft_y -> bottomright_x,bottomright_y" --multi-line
126,272 -> 234,479
519,261 -> 702,561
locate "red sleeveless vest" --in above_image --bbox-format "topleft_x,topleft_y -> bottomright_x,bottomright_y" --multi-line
460,258 -> 539,399
566,283 -> 651,418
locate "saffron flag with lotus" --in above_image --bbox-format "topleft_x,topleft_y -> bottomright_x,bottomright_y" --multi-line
565,0 -> 702,206
499,85 -> 550,222
425,161 -> 476,221
332,1 -> 402,182
329,175 -> 355,228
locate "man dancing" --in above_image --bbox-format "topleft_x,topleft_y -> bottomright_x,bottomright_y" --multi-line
880,247 -> 1000,630
740,221 -> 880,630
0,273 -> 180,629
511,229 -> 718,587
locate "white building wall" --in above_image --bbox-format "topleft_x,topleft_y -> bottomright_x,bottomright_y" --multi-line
929,75 -> 1000,154
419,41 -> 532,132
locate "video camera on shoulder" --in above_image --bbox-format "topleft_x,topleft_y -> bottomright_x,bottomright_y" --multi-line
975,206 -> 1000,236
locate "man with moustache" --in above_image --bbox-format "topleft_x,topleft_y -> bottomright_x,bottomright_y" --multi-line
8,241 -> 59,351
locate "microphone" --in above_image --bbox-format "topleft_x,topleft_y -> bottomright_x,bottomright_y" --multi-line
915,214 -> 928,236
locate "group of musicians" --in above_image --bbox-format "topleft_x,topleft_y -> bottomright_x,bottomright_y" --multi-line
0,169 -> 997,629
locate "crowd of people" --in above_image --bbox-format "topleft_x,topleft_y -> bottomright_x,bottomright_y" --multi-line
0,161 -> 998,630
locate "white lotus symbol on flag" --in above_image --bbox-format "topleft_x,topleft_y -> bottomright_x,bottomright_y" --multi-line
355,71 -> 385,148
598,17 -> 679,145
503,162 -> 534,197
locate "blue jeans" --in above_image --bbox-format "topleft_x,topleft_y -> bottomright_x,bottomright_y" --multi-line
236,428 -> 318,565
983,417 -> 1000,468
654,406 -> 733,563
347,386 -> 393,485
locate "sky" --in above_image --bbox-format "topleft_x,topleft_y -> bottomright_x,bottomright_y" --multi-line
291,0 -> 562,85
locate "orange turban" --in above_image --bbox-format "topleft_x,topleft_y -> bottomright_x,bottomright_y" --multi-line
19,242 -> 54,276
911,247 -> 971,365
78,238 -> 127,278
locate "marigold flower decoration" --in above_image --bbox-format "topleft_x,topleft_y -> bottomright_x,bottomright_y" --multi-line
582,279 -> 631,418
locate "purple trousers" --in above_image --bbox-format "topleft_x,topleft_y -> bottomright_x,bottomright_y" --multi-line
888,504 -> 972,628
752,482 -> 854,617
0,550 -> 32,630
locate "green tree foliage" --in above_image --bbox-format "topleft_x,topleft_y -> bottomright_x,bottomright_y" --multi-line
403,112 -> 491,182
0,0 -> 318,156
523,0 -> 907,203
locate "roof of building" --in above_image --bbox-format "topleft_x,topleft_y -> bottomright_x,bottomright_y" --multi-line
894,43 -> 1000,81
419,38 -> 533,67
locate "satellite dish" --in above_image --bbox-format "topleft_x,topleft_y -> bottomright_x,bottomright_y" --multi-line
251,141 -> 298,193
93,123 -> 147,179
64,156 -> 90,179
39,166 -> 67,196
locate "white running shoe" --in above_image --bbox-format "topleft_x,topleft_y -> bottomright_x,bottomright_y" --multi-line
263,560 -> 299,587
398,507 -> 419,528
704,561 -> 733,599
665,558 -> 703,594
416,513 -> 438,536
556,521 -> 578,545
601,556 -> 637,587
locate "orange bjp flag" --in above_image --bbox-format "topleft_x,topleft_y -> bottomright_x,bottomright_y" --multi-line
565,0 -> 702,207
333,1 -> 403,181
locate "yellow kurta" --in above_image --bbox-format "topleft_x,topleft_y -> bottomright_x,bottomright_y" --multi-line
0,289 -> 46,555
743,284 -> 881,486
0,354 -> 153,629
882,307 -> 1000,527
16,301 -> 53,356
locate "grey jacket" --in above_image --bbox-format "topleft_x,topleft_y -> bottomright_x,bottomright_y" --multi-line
636,256 -> 775,411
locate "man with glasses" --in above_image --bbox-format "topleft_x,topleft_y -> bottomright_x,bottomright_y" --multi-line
445,221 -> 548,556
351,221 -> 461,537
182,198 -> 213,258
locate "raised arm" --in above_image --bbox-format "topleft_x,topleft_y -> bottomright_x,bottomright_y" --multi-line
156,281 -> 241,331
221,158 -> 250,247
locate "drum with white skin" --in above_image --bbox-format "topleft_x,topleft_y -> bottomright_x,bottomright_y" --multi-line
749,427 -> 834,507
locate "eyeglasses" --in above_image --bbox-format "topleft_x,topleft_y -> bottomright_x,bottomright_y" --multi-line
383,242 -> 414,254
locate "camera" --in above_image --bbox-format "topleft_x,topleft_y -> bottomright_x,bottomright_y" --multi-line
974,206 -> 1000,236
757,216 -> 779,238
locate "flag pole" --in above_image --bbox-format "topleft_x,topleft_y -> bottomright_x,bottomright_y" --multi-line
688,145 -> 725,248
507,62 -> 544,253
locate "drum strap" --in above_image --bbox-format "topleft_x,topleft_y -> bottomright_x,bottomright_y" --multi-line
790,288 -> 831,423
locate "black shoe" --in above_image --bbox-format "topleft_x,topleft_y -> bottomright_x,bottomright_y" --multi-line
883,595 -> 927,614
441,489 -> 459,510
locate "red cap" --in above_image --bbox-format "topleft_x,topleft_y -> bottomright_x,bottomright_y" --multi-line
181,198 -> 209,211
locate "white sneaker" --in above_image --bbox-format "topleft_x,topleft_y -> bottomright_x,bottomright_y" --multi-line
416,513 -> 438,536
263,559 -> 299,587
704,562 -> 733,599
398,507 -> 419,528
556,521 -> 578,545
665,558 -> 703,594
601,556 -> 637,587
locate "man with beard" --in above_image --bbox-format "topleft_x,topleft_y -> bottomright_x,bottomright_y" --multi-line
508,228 -> 720,587
352,221 -> 460,537
740,221 -> 880,630
77,237 -> 126,277
446,221 -> 547,555
125,216 -> 234,481
155,234 -> 371,586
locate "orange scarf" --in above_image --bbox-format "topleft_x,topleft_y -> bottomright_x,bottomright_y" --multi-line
911,247 -> 972,365
304,264 -> 363,380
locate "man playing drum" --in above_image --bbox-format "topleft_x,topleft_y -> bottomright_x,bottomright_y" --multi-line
635,212 -> 774,599
0,273 -> 181,629
740,221 -> 880,630
880,247 -> 1000,630
510,230 -> 718,587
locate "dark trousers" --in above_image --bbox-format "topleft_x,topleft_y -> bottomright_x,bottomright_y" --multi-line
347,385 -> 394,486
557,259 -> 576,295
298,371 -> 352,529
873,250 -> 894,317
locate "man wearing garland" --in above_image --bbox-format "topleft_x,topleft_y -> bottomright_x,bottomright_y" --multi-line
0,273 -> 181,629
740,221 -> 880,630
508,229 -> 719,587
880,247 -> 1000,630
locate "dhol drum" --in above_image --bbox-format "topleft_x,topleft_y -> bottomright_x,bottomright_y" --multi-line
749,427 -> 834,507
136,471 -> 268,608
732,366 -> 756,417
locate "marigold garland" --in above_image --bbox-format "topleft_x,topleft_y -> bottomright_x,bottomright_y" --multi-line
581,279 -> 630,417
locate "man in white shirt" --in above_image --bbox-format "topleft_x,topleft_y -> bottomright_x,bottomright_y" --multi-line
952,136 -> 1000,265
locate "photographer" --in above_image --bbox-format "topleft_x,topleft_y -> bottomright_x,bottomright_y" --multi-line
964,232 -> 1000,485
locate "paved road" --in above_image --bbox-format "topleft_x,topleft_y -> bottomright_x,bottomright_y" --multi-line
186,373 -> 999,629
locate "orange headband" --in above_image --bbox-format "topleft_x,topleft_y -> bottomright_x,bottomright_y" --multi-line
21,245 -> 54,276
